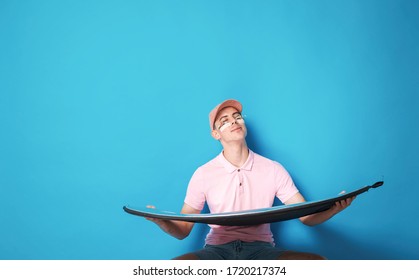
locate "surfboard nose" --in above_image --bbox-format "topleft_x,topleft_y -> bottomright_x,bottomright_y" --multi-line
371,181 -> 384,188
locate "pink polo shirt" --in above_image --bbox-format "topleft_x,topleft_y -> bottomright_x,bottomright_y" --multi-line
184,150 -> 299,245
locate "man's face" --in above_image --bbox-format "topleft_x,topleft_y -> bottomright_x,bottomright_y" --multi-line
212,106 -> 247,142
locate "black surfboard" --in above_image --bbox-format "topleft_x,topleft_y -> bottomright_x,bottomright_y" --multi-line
123,181 -> 383,226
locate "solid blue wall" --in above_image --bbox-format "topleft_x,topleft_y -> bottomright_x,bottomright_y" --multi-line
1,0 -> 418,260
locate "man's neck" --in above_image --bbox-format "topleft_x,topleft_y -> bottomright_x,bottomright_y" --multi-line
222,142 -> 249,168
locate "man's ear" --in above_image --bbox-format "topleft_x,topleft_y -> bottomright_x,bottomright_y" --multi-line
211,129 -> 221,140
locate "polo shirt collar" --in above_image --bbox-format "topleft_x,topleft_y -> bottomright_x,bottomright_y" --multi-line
217,149 -> 254,173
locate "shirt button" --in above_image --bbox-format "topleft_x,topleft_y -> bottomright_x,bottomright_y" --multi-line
237,169 -> 240,172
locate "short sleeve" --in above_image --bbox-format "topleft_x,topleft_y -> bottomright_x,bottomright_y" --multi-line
273,161 -> 299,203
184,167 -> 206,211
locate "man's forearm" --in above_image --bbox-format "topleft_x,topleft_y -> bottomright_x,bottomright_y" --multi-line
150,219 -> 192,240
300,207 -> 337,226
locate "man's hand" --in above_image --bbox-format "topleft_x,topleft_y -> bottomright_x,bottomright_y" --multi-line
143,203 -> 199,240
331,195 -> 356,214
144,205 -> 159,222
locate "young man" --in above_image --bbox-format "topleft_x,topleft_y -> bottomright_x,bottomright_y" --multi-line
147,99 -> 355,260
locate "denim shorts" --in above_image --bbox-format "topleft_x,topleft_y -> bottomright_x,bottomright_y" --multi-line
193,240 -> 285,260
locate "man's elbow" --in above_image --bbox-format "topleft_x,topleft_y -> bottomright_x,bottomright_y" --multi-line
174,229 -> 191,240
176,233 -> 189,240
299,216 -> 316,226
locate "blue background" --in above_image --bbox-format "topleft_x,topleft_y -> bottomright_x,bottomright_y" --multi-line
1,0 -> 418,260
